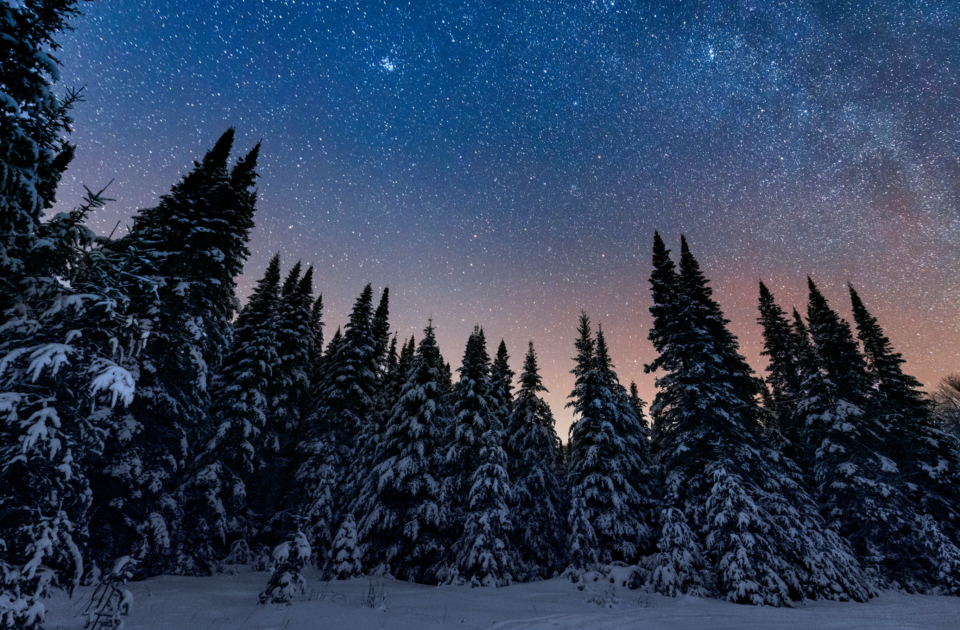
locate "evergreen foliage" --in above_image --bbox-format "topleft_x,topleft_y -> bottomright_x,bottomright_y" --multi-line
177,254 -> 283,572
330,515 -> 362,580
447,328 -> 518,586
78,131 -> 259,578
298,285 -> 378,570
0,187 -> 146,629
628,382 -> 649,440
849,285 -> 960,541
757,281 -> 805,444
505,342 -> 568,580
566,313 -> 652,567
259,531 -> 311,605
7,4 -> 960,603
645,236 -> 872,605
359,322 -> 449,582
0,0 -> 81,290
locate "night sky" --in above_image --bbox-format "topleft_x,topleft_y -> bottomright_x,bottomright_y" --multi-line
53,0 -> 960,436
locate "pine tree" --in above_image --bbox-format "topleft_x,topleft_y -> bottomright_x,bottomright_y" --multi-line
645,232 -> 681,457
628,382 -> 649,439
849,285 -> 960,541
817,286 -> 960,590
756,282 -> 805,445
506,342 -> 568,580
0,0 -> 80,291
645,236 -> 872,605
344,288 -> 393,531
331,515 -> 362,579
371,288 -> 391,370
566,313 -> 651,567
359,322 -> 450,583
805,279 -> 871,404
259,531 -> 311,605
87,131 -> 260,576
490,340 -> 515,425
298,285 -> 378,569
177,254 -> 283,572
0,188 -> 147,630
447,328 -> 518,586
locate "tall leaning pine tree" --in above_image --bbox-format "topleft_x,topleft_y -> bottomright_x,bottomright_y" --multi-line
88,130 -> 260,576
646,235 -> 872,605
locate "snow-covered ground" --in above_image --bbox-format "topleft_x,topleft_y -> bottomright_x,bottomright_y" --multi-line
45,568 -> 960,630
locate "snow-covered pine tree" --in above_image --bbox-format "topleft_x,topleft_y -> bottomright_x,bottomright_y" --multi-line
0,0 -> 80,294
177,254 -> 283,572
0,187 -> 148,630
794,295 -> 955,591
566,313 -> 651,567
849,285 -> 960,544
344,288 -> 393,534
358,321 -> 450,583
645,232 -> 682,459
331,515 -> 362,580
259,531 -> 311,605
271,264 -> 316,436
379,335 -> 400,408
87,130 -> 260,576
439,359 -> 454,398
378,335 -> 410,424
595,326 -> 654,481
505,342 -> 568,580
308,293 -> 325,383
645,237 -> 872,605
447,328 -> 518,586
297,285 -> 378,571
628,382 -> 649,440
490,340 -> 515,430
371,287 -> 391,370
757,282 -> 805,447
253,265 -> 319,544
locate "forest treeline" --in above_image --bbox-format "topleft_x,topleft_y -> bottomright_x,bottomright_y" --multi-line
3,4 -> 960,629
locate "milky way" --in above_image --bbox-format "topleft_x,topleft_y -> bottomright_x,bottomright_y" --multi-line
53,0 -> 960,435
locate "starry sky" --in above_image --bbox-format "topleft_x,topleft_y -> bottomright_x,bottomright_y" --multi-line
53,0 -> 960,436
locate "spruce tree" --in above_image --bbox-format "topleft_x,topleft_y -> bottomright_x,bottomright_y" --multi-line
177,254 -> 283,572
371,288 -> 391,370
88,130 -> 260,576
849,285 -> 960,540
645,232 -> 681,457
506,342 -> 568,580
0,0 -> 80,291
805,279 -> 871,403
298,285 -> 378,569
330,515 -> 362,579
566,314 -> 652,567
628,382 -> 649,439
344,288 -> 393,530
490,340 -> 515,425
447,328 -> 518,586
756,282 -> 805,445
646,237 -> 872,605
0,188 -> 147,630
359,322 -> 450,582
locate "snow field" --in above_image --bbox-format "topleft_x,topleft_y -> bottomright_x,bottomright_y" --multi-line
44,568 -> 960,630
